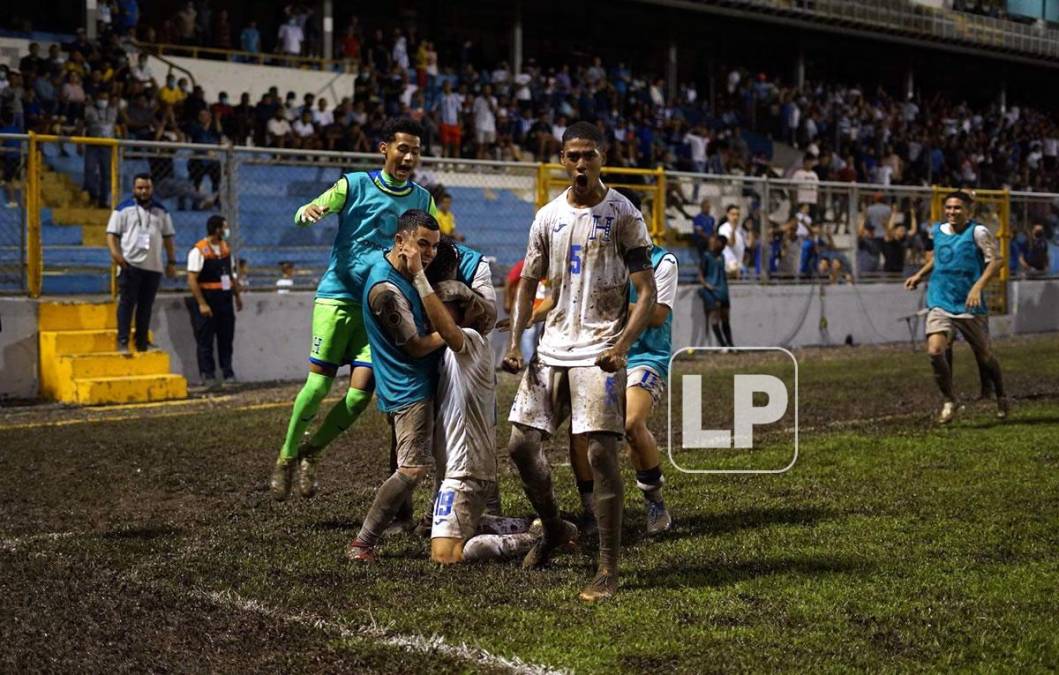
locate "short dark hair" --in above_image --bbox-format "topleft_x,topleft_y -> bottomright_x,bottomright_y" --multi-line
133,173 -> 151,184
725,204 -> 739,213
206,215 -> 226,235
944,190 -> 974,206
381,117 -> 425,143
426,238 -> 459,284
561,121 -> 604,148
715,234 -> 728,246
396,208 -> 439,236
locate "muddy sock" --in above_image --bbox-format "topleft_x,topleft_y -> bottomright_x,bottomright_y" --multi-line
475,514 -> 532,535
587,434 -> 623,575
507,425 -> 561,537
462,532 -> 537,562
355,471 -> 417,548
930,353 -> 955,402
577,479 -> 595,517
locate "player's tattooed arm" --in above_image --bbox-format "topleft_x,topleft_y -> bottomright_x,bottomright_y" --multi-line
369,283 -> 445,357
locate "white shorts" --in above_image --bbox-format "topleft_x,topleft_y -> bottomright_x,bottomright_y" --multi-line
508,358 -> 626,437
627,365 -> 665,405
431,477 -> 492,541
476,130 -> 496,145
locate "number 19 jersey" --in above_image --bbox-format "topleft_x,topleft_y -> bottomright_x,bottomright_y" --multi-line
521,187 -> 652,367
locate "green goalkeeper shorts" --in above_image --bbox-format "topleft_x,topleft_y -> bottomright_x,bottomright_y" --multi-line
308,299 -> 372,369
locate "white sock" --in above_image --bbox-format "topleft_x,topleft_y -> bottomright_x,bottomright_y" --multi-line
475,514 -> 531,535
461,533 -> 536,562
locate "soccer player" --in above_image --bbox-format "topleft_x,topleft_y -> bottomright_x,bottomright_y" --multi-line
502,121 -> 657,602
567,239 -> 678,537
347,210 -> 444,562
270,118 -> 436,501
905,190 -> 1009,424
418,264 -> 537,564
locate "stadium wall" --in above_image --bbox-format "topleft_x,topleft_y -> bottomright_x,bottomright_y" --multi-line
3,280 -> 1059,400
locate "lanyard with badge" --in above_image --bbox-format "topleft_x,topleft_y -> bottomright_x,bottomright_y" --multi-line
135,204 -> 152,250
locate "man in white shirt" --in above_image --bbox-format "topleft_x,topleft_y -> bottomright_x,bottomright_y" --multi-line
105,174 -> 177,353
472,84 -> 497,159
278,17 -> 304,58
791,155 -> 820,219
436,80 -> 463,158
717,204 -> 746,276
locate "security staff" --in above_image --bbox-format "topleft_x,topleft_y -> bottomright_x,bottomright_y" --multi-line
186,215 -> 242,388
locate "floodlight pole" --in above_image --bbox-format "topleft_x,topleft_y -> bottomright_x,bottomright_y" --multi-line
322,0 -> 333,62
512,0 -> 523,76
85,0 -> 97,39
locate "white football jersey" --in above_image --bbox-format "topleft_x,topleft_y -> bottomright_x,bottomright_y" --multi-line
435,328 -> 497,481
522,186 -> 652,367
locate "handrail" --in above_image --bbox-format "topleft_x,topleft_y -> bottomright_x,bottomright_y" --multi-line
128,39 -> 197,90
141,41 -> 345,70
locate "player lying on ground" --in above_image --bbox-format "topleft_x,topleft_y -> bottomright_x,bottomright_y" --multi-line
271,118 -> 436,501
905,190 -> 1009,424
502,121 -> 657,603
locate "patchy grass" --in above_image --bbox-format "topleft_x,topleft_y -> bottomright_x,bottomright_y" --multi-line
1,336 -> 1058,672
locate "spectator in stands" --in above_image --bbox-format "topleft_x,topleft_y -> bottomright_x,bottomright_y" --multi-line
187,109 -> 222,196
881,204 -> 913,277
856,211 -> 882,276
240,20 -> 261,58
292,109 -> 320,149
698,234 -> 732,347
717,204 -> 746,277
175,2 -> 197,46
0,112 -> 20,207
1019,223 -> 1050,276
130,52 -> 155,87
124,91 -> 156,140
19,43 -> 44,79
214,9 -> 233,51
83,90 -> 121,208
437,80 -> 462,158
34,72 -> 59,117
267,107 -> 293,147
473,84 -> 497,159
0,71 -> 24,131
691,198 -> 715,264
186,214 -> 242,389
106,173 -> 176,353
792,154 -> 819,220
276,261 -> 295,293
814,224 -> 853,284
278,15 -> 305,63
435,192 -> 464,241
158,74 -> 185,108
118,0 -> 139,36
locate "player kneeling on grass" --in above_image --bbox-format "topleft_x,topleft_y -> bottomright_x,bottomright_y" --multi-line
905,190 -> 1009,424
421,275 -> 538,564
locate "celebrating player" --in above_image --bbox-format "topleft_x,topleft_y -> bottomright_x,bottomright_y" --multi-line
502,121 -> 657,602
905,191 -> 1009,423
270,118 -> 436,501
567,239 -> 678,536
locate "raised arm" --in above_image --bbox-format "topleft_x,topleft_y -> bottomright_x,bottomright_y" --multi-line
294,177 -> 349,226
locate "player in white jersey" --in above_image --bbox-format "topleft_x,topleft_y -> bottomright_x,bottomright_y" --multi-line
409,246 -> 536,563
502,121 -> 657,602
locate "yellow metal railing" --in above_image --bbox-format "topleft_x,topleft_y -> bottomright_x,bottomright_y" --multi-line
930,186 -> 1011,314
536,164 -> 668,243
26,133 -> 120,298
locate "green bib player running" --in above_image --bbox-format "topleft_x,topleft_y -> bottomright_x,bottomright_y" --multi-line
271,118 -> 437,501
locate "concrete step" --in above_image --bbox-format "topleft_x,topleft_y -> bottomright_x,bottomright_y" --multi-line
58,350 -> 171,379
39,301 -> 116,331
52,207 -> 111,227
72,373 -> 188,405
40,328 -> 120,356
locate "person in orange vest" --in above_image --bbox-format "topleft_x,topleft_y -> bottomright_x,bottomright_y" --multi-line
186,215 -> 243,389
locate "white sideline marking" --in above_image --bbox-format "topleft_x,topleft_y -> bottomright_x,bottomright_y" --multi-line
200,589 -> 567,675
0,531 -> 76,552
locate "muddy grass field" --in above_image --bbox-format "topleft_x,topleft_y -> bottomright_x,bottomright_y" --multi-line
2,336 -> 1058,673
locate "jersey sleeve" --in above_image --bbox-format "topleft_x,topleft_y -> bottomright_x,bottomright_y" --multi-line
471,259 -> 496,306
973,225 -> 997,264
161,211 -> 175,237
368,282 -> 420,346
654,255 -> 678,309
522,214 -> 549,280
617,205 -> 652,257
294,178 -> 348,226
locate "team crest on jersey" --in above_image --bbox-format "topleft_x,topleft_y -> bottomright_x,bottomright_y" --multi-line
588,215 -> 614,243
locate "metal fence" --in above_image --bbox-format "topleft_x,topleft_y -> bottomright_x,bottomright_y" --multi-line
6,135 -> 1058,312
